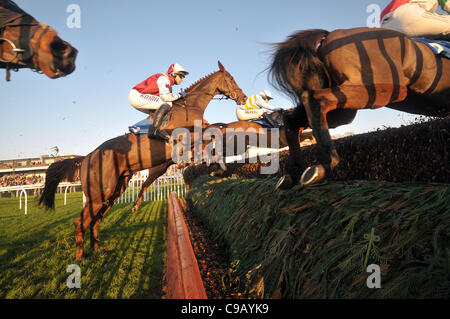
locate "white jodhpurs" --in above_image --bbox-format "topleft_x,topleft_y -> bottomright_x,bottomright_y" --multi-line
236,107 -> 267,121
381,3 -> 450,38
128,89 -> 172,115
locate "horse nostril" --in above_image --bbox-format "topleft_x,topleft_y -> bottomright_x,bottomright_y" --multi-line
51,39 -> 68,56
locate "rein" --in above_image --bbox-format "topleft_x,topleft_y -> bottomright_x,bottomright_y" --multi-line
0,12 -> 49,80
168,70 -> 242,122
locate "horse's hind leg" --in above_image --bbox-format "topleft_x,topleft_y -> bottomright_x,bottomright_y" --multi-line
300,91 -> 339,185
89,205 -> 114,251
89,173 -> 131,249
132,162 -> 169,212
74,201 -> 103,260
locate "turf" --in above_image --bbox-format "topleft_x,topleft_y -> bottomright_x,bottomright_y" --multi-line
188,175 -> 450,298
0,192 -> 167,299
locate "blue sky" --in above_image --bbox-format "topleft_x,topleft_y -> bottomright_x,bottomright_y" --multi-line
1,0 -> 422,159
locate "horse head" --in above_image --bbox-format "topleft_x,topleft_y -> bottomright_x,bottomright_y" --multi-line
0,1 -> 78,79
216,60 -> 247,105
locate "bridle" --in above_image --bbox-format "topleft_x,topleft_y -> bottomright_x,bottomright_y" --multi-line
214,69 -> 243,102
0,12 -> 50,80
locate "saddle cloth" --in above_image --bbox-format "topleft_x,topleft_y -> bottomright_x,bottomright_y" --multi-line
129,114 -> 171,135
250,116 -> 283,128
250,118 -> 273,128
129,118 -> 152,135
413,38 -> 450,59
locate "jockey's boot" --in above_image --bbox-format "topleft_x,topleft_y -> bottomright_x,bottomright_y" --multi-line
148,103 -> 171,142
260,113 -> 278,128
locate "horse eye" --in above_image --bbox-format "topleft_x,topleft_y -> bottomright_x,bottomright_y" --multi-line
51,39 -> 68,54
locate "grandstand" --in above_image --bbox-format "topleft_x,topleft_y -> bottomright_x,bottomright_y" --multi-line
0,155 -> 83,195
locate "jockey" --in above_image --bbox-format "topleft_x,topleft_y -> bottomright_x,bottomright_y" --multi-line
128,63 -> 189,141
380,0 -> 450,39
236,90 -> 281,127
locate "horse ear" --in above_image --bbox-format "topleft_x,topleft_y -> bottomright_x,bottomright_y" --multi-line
218,61 -> 224,71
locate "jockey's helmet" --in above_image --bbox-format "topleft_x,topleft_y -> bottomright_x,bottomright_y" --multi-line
168,63 -> 189,77
259,90 -> 273,100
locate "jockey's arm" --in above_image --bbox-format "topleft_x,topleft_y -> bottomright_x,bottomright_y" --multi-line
157,76 -> 182,102
255,95 -> 278,111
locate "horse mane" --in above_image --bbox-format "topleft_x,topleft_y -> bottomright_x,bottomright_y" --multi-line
269,29 -> 330,104
184,70 -> 219,93
0,0 -> 29,27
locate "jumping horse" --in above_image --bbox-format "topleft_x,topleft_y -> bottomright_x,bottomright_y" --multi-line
269,27 -> 450,189
129,61 -> 247,211
39,61 -> 247,260
131,110 -> 315,212
0,0 -> 77,80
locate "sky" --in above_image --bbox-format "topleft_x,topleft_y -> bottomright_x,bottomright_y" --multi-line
1,0 -> 424,160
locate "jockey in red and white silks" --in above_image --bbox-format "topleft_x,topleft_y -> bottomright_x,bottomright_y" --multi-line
236,90 -> 278,121
381,0 -> 450,38
129,63 -> 189,141
129,63 -> 188,114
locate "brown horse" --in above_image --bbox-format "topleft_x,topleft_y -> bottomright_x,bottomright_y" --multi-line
205,112 -> 314,161
269,27 -> 450,189
39,61 -> 247,260
130,110 -> 316,212
0,0 -> 77,80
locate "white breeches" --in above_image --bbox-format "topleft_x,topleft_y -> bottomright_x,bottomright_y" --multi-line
128,89 -> 172,115
236,107 -> 267,121
381,3 -> 450,37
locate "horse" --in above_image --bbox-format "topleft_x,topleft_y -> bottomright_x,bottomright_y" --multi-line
39,61 -> 247,260
269,27 -> 450,189
130,112 -> 316,212
0,0 -> 77,80
203,111 -> 315,164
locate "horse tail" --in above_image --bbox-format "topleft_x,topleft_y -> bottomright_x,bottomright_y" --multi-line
269,29 -> 330,104
39,156 -> 84,210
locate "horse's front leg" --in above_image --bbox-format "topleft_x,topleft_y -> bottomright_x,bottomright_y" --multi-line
275,108 -> 306,190
300,91 -> 339,185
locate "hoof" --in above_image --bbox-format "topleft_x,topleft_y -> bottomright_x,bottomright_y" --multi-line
131,206 -> 137,213
300,165 -> 325,186
275,175 -> 293,190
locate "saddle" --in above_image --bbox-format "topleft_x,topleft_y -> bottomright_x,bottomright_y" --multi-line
250,110 -> 284,128
413,38 -> 450,59
128,113 -> 169,135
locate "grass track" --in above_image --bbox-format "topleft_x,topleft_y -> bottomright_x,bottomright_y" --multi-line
0,192 -> 167,298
